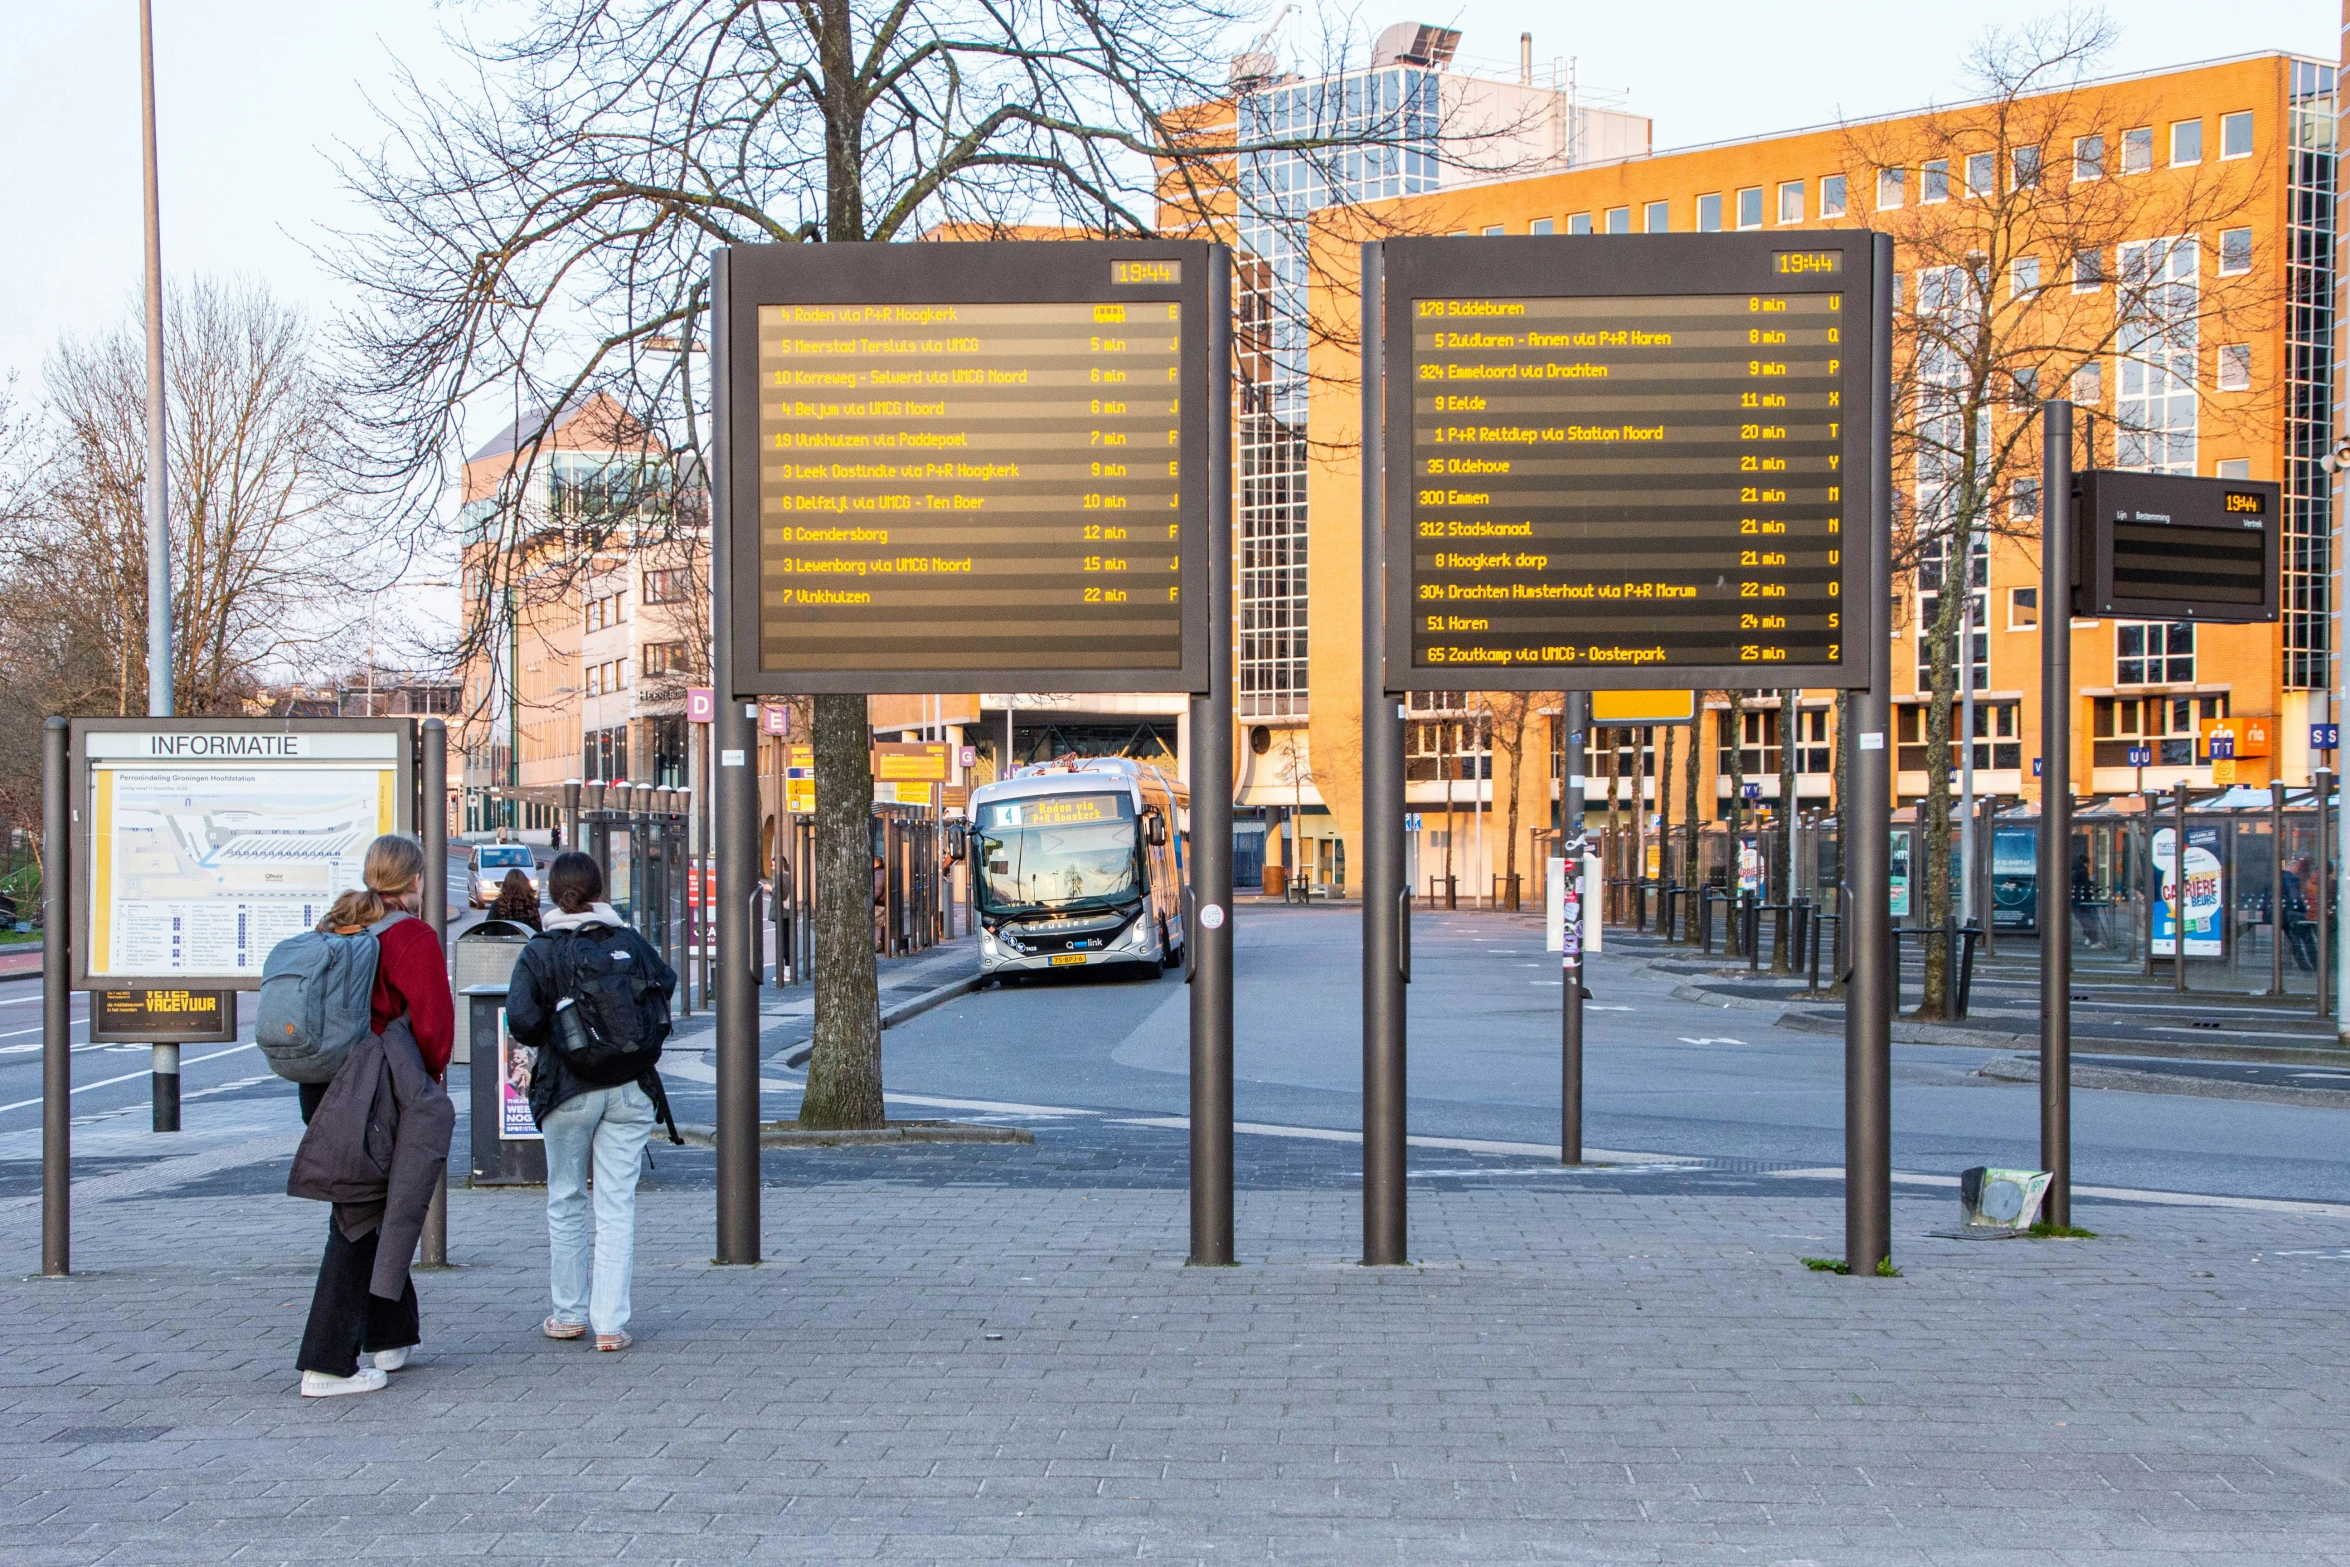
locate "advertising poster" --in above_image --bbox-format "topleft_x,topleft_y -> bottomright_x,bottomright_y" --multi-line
496,1007 -> 542,1141
1889,831 -> 1912,919
83,729 -> 403,983
2151,825 -> 2224,958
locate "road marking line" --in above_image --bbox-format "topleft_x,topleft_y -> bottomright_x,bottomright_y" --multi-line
0,1041 -> 256,1115
1110,1116 -> 1685,1164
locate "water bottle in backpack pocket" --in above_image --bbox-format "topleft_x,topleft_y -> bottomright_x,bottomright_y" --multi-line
255,912 -> 410,1084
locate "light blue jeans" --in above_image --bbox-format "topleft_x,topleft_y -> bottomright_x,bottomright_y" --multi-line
541,1082 -> 654,1336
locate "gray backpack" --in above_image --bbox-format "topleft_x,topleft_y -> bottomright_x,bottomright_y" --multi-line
255,912 -> 410,1084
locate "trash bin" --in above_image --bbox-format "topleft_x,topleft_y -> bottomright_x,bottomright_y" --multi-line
1262,864 -> 1287,899
449,919 -> 533,1064
465,984 -> 545,1186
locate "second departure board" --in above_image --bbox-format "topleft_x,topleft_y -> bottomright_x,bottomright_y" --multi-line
719,242 -> 1218,695
1378,232 -> 1883,692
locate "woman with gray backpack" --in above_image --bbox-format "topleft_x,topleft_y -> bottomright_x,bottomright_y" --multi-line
265,834 -> 455,1398
504,851 -> 680,1351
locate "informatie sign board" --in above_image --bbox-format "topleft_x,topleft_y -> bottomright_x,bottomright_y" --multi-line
2072,470 -> 2280,624
71,719 -> 414,990
2151,824 -> 2224,958
1377,231 -> 1884,692
719,240 -> 1219,696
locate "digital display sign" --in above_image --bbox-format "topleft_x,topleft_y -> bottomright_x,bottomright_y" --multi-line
978,793 -> 1130,829
719,242 -> 1218,695
1377,232 -> 1883,691
2072,469 -> 2280,623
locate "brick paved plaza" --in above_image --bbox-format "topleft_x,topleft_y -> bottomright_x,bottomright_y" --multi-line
5,1128 -> 2348,1565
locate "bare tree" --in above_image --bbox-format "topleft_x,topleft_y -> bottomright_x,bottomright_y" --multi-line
1836,9 -> 2271,1016
1484,689 -> 1538,907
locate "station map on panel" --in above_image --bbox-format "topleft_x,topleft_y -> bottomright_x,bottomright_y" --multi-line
756,301 -> 1184,673
1407,283 -> 1849,674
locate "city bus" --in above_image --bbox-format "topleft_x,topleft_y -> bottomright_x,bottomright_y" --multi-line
964,756 -> 1187,982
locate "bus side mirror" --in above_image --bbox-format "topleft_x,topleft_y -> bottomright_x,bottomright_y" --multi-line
1144,810 -> 1168,847
945,821 -> 969,861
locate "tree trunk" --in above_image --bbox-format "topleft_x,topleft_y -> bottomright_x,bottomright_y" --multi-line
1726,692 -> 1747,952
1682,697 -> 1703,944
1918,529 -> 1969,1020
1502,727 -> 1522,909
1774,687 -> 1801,973
799,690 -> 884,1128
1657,722 -> 1676,889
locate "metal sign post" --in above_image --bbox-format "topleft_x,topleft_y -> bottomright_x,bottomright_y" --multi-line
711,239 -> 1231,1264
41,719 -> 70,1276
1365,230 -> 1892,1269
2037,401 -> 2074,1230
1560,691 -> 1588,1164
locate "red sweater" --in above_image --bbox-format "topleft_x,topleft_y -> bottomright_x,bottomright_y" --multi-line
371,916 -> 454,1080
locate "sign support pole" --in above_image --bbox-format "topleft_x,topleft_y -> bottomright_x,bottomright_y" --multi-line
42,718 -> 71,1277
711,252 -> 761,1266
1361,244 -> 1409,1267
1187,264 -> 1236,1267
2038,400 -> 2073,1229
1561,691 -> 1587,1164
1843,232 -> 1897,1277
420,717 -> 451,1267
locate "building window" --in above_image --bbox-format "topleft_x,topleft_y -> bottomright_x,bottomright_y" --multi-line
2221,110 -> 2254,159
2009,586 -> 2039,629
1481,224 -> 1505,236
1820,174 -> 1847,217
1921,159 -> 1949,202
2216,458 -> 2250,480
2170,119 -> 2202,166
2073,134 -> 2105,181
2009,366 -> 2039,408
2117,237 -> 2200,474
1736,186 -> 1763,229
642,567 -> 690,605
2218,227 -> 2252,275
1777,180 -> 1804,223
2072,247 -> 2106,291
1605,206 -> 1631,234
2121,126 -> 2153,174
1876,167 -> 1905,209
2281,62 -> 2335,692
2011,256 -> 2040,296
2013,145 -> 2043,189
1567,212 -> 1592,234
2091,693 -> 2228,768
2216,343 -> 2251,392
2010,478 -> 2040,521
1965,151 -> 1995,197
1896,702 -> 2021,775
2116,621 -> 2195,686
2073,360 -> 2103,403
641,641 -> 686,678
1643,200 -> 1670,233
1914,532 -> 1988,690
1529,217 -> 1553,235
1697,193 -> 1723,231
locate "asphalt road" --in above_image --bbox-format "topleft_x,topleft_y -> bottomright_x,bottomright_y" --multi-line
7,887 -> 2347,1209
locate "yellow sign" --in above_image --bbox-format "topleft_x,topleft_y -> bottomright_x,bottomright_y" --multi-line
879,781 -> 936,806
1591,689 -> 1697,725
873,742 -> 951,782
2211,758 -> 2238,786
785,744 -> 814,814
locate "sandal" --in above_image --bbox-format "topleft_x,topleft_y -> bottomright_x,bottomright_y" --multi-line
595,1331 -> 631,1352
543,1317 -> 587,1340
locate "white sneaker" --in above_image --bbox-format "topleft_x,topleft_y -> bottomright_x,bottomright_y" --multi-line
300,1367 -> 389,1398
371,1346 -> 411,1372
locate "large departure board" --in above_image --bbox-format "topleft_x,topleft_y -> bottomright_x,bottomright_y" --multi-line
1377,233 -> 1884,692
719,242 -> 1218,695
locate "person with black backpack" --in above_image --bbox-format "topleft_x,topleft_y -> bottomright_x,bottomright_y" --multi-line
504,851 -> 680,1351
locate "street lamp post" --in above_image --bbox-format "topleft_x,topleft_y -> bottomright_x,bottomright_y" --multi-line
139,0 -> 179,1134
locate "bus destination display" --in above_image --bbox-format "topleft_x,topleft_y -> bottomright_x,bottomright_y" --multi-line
756,300 -> 1184,675
1405,283 -> 1855,676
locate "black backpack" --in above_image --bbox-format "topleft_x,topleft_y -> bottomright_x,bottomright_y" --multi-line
549,923 -> 673,1085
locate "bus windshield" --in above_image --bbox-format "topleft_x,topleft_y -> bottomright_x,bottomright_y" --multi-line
975,792 -> 1140,915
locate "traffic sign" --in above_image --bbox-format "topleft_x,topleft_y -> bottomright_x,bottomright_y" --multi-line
2032,757 -> 2043,777
1741,781 -> 1762,800
1376,231 -> 1885,692
2126,745 -> 2153,768
2313,723 -> 2339,752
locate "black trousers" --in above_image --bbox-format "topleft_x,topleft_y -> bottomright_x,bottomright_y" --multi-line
296,1221 -> 420,1378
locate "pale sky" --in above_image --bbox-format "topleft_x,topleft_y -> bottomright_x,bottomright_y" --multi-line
1,0 -> 2332,406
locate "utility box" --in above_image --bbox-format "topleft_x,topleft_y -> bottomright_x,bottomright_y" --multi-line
2073,470 -> 2280,623
465,985 -> 545,1186
449,921 -> 534,1063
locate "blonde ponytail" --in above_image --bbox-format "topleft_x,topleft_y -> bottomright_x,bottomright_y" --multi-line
316,834 -> 428,933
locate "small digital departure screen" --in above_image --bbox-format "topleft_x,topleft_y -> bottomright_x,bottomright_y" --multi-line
756,300 -> 1185,675
1402,283 -> 1858,676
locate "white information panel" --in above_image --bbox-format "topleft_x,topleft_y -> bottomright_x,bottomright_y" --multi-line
82,728 -> 404,983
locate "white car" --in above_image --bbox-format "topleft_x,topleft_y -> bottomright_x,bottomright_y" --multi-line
468,843 -> 540,909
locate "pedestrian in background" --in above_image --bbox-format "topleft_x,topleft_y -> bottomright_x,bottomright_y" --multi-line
285,834 -> 456,1397
505,851 -> 679,1351
488,868 -> 542,930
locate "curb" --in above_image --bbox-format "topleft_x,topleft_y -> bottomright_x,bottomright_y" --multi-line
675,1120 -> 1033,1148
879,970 -> 983,1029
1769,1004 -> 2350,1063
1974,1053 -> 2350,1110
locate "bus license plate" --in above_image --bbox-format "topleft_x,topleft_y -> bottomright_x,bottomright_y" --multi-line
1050,954 -> 1086,966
